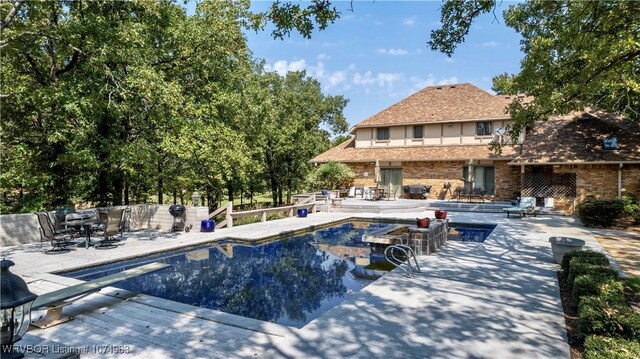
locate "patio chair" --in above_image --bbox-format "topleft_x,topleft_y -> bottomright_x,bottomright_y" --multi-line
503,196 -> 538,218
35,212 -> 75,253
96,208 -> 124,249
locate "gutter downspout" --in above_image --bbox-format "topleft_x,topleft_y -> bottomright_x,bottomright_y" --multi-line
618,163 -> 623,199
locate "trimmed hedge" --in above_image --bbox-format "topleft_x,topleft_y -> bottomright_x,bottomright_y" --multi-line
579,293 -> 640,340
578,199 -> 626,227
561,250 -> 609,274
573,276 -> 623,308
584,335 -> 640,359
567,262 -> 617,290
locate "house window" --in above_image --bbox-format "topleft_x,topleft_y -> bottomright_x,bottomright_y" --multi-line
476,121 -> 493,136
603,137 -> 618,150
413,125 -> 423,139
376,127 -> 390,141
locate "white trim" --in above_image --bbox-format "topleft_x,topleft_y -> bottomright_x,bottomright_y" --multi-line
509,160 -> 640,166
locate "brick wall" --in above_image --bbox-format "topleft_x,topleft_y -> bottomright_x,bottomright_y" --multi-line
346,160 -> 518,200
495,161 -> 520,200
402,161 -> 465,199
539,164 -> 640,214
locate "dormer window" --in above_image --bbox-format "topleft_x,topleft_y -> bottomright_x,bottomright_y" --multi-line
476,121 -> 493,136
413,125 -> 423,139
603,137 -> 618,150
376,127 -> 390,141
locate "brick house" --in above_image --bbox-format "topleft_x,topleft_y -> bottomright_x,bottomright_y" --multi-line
311,83 -> 640,213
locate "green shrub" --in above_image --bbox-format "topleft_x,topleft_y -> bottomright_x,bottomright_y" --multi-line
578,199 -> 626,227
308,162 -> 355,190
579,294 -> 640,340
567,262 -> 617,290
621,195 -> 640,224
624,277 -> 640,294
584,335 -> 640,359
561,250 -> 609,274
572,276 -> 623,307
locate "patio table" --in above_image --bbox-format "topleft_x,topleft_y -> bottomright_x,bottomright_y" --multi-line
65,218 -> 105,249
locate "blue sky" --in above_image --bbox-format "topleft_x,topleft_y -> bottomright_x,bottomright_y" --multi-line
194,1 -> 525,129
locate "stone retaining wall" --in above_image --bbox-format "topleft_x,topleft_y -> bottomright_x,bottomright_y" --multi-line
0,205 -> 210,247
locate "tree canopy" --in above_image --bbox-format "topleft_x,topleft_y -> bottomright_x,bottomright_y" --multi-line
430,0 -> 640,144
0,0 -> 347,212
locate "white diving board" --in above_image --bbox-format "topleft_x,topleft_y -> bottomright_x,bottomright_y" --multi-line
32,261 -> 171,328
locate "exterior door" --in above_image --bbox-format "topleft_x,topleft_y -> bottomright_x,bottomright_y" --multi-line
381,169 -> 403,198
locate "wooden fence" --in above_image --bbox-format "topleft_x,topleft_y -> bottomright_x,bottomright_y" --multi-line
209,193 -> 324,229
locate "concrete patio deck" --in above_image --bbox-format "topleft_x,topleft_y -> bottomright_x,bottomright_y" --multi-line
2,210 -> 620,358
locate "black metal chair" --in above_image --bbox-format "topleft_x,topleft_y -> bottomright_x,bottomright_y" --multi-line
35,212 -> 75,254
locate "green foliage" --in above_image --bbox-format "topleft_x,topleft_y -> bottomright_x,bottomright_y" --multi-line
567,262 -> 617,291
561,250 -> 609,274
308,162 -> 355,190
0,0 -> 348,212
249,0 -> 340,39
573,276 -> 623,308
491,73 -> 520,95
578,199 -> 628,227
579,293 -> 640,341
625,277 -> 640,294
584,335 -> 640,359
429,0 -> 640,147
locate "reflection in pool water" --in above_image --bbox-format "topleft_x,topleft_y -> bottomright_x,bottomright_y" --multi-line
447,223 -> 496,243
64,221 -> 396,328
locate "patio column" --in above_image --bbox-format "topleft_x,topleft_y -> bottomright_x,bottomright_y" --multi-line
618,163 -> 623,199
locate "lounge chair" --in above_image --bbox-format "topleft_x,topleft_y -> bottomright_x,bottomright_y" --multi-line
35,212 -> 75,253
503,196 -> 539,218
95,208 -> 124,249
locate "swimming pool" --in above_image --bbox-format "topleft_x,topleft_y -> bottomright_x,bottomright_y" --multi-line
63,221 -> 398,328
447,222 -> 496,243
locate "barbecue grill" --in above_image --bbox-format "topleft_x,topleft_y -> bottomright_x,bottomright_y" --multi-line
169,205 -> 190,232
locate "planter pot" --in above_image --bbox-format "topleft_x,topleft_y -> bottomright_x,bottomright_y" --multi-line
201,220 -> 215,232
435,210 -> 447,219
297,208 -> 308,218
416,217 -> 430,228
549,236 -> 585,264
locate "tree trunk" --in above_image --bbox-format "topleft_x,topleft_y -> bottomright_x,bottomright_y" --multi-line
173,189 -> 177,205
227,181 -> 233,202
157,159 -> 163,204
124,180 -> 129,205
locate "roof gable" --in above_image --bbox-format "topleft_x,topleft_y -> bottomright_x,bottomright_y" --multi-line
512,110 -> 640,164
355,83 -> 514,128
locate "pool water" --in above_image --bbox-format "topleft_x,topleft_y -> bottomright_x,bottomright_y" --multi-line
63,221 -> 397,328
447,223 -> 496,243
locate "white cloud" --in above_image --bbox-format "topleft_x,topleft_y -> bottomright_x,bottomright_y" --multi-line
403,16 -> 416,26
353,71 -> 403,87
481,41 -> 499,47
317,53 -> 329,61
265,59 -> 308,76
327,71 -> 347,88
438,76 -> 459,85
376,48 -> 408,56
445,58 -> 454,63
482,76 -> 491,82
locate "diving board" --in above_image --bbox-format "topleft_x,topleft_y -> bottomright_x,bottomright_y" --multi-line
32,261 -> 171,328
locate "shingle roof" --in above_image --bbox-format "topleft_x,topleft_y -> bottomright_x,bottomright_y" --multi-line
311,137 -> 516,163
511,110 -> 640,164
354,83 -> 517,129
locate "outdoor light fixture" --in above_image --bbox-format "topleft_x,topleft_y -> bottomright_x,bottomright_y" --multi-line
1,259 -> 37,359
192,191 -> 201,207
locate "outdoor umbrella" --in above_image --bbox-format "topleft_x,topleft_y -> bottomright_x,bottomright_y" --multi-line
374,159 -> 381,184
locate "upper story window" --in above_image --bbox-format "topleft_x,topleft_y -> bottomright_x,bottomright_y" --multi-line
413,125 -> 423,139
376,127 -> 390,141
603,137 -> 619,150
476,121 -> 493,136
